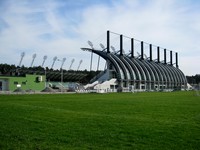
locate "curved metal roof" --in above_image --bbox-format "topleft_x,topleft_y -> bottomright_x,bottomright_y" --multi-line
81,48 -> 187,87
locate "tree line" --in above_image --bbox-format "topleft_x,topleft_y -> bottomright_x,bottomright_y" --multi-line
1,63 -> 199,84
186,75 -> 200,85
0,64 -> 100,84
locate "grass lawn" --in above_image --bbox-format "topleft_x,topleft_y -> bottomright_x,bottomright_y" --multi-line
0,91 -> 200,150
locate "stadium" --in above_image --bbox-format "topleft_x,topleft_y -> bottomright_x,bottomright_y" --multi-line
0,31 -> 187,93
82,31 -> 187,92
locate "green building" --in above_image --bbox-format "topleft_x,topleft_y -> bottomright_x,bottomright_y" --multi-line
0,74 -> 45,92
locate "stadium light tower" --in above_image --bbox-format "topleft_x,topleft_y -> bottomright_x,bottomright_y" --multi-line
111,46 -> 116,53
100,43 -> 106,51
77,60 -> 83,70
61,58 -> 66,69
137,52 -> 141,58
144,54 -> 148,59
18,52 -> 25,67
88,40 -> 94,71
97,43 -> 106,71
69,58 -> 75,70
30,53 -> 37,67
88,41 -> 94,49
51,56 -> 57,68
42,55 -> 47,67
100,43 -> 108,70
56,58 -> 64,92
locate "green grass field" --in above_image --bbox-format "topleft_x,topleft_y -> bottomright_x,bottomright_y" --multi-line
0,92 -> 200,150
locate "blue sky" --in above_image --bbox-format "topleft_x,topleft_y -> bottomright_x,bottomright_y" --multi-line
0,0 -> 199,75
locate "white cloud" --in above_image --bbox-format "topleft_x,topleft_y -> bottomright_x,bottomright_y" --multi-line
0,0 -> 199,75
77,0 -> 200,75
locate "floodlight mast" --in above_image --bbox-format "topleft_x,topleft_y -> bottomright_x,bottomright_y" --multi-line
69,58 -> 75,70
51,56 -> 57,68
137,52 -> 141,58
77,60 -> 83,70
144,54 -> 148,59
97,43 -> 106,71
56,58 -> 64,92
100,43 -> 108,70
88,41 -> 94,49
87,40 -> 94,71
30,53 -> 37,67
100,43 -> 106,51
19,52 -> 25,67
61,58 -> 66,69
111,46 -> 116,53
42,55 -> 47,67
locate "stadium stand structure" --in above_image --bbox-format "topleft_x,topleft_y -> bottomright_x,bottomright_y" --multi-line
81,31 -> 188,92
0,64 -> 99,92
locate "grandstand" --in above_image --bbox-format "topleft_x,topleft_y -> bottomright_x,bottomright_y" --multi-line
0,64 -> 99,92
0,31 -> 190,93
82,31 -> 188,92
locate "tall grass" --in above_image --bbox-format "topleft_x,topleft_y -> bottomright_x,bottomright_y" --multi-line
0,92 -> 200,149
